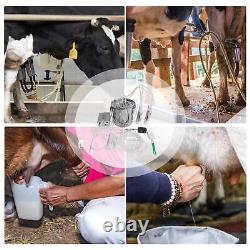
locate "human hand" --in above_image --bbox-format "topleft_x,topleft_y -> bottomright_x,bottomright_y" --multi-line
39,184 -> 68,206
171,165 -> 205,203
72,162 -> 90,178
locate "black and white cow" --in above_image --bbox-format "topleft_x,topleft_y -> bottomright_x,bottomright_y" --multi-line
127,6 -> 246,108
127,6 -> 193,106
4,6 -> 124,122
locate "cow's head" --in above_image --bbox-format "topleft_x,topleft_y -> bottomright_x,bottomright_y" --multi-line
74,18 -> 123,78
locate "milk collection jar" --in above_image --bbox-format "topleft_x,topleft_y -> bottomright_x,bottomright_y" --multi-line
11,176 -> 48,221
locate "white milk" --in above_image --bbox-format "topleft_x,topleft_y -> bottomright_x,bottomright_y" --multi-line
11,176 -> 48,221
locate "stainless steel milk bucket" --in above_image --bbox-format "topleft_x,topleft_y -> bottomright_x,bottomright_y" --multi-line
110,98 -> 136,127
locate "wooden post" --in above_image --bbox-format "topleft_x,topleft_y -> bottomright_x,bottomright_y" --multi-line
181,37 -> 190,86
189,44 -> 195,81
155,47 -> 171,84
194,62 -> 199,79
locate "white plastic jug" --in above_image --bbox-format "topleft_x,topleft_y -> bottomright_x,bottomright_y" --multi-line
11,176 -> 48,221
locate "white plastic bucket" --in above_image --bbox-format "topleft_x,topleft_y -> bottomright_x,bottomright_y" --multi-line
137,226 -> 239,244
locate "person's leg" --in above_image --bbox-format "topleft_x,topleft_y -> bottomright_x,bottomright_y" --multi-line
5,176 -> 16,220
75,196 -> 125,244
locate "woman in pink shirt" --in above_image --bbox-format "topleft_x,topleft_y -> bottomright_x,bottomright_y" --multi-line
39,127 -> 125,244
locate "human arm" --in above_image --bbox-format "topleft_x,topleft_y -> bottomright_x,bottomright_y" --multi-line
39,175 -> 124,206
126,165 -> 204,204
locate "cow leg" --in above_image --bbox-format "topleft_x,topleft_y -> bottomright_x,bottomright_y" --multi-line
192,180 -> 207,210
181,38 -> 190,86
226,45 -> 236,80
171,36 -> 190,106
4,84 -> 13,123
202,51 -> 216,87
236,25 -> 246,106
216,44 -> 237,105
210,173 -> 225,209
13,81 -> 29,118
5,177 -> 16,219
139,39 -> 157,87
4,68 -> 19,123
216,47 -> 230,105
139,38 -> 155,74
206,7 -> 230,105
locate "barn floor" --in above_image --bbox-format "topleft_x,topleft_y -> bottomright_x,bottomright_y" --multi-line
182,76 -> 244,123
5,203 -> 87,244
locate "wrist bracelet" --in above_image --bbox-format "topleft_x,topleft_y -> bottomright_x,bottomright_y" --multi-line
162,173 -> 183,217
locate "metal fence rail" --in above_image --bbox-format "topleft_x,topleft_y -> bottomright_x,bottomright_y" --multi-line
4,14 -> 124,22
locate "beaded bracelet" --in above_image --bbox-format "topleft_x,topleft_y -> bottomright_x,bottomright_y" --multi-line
162,173 -> 183,217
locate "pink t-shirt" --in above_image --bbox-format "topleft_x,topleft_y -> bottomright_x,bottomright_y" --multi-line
66,127 -> 124,183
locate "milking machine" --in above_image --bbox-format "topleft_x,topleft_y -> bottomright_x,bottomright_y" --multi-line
198,31 -> 246,123
184,9 -> 246,123
109,85 -> 153,127
124,127 -> 156,155
95,84 -> 156,155
224,38 -> 241,78
17,55 -> 65,102
110,98 -> 136,127
18,57 -> 38,99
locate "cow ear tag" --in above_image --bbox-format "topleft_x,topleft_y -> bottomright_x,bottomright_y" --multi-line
69,42 -> 78,59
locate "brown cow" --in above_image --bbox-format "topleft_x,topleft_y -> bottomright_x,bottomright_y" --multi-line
204,7 -> 246,105
5,127 -> 81,184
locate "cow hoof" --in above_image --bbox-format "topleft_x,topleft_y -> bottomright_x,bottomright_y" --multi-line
181,98 -> 190,106
201,79 -> 210,88
18,109 -> 30,118
208,198 -> 225,210
218,95 -> 230,105
5,116 -> 15,123
236,95 -> 246,106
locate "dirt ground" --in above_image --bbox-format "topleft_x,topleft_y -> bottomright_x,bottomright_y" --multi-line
5,203 -> 86,244
182,75 -> 244,123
